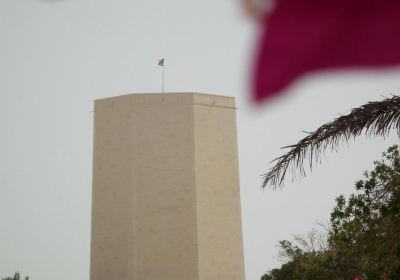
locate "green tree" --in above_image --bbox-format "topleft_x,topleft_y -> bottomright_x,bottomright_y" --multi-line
262,145 -> 400,279
330,145 -> 400,279
1,272 -> 28,280
261,228 -> 339,280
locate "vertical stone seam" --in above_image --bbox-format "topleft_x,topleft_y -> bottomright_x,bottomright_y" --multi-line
232,103 -> 246,280
191,93 -> 200,280
129,97 -> 137,280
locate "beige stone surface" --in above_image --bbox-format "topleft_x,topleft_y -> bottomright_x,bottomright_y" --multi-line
91,93 -> 244,280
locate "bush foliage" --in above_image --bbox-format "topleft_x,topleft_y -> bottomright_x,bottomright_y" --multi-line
262,145 -> 400,280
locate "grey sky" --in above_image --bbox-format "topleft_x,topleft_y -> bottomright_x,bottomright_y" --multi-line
1,1 -> 400,279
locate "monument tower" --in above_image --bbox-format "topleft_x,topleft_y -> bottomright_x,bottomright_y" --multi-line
91,93 -> 245,280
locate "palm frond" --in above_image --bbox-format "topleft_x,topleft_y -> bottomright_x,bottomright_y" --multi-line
263,95 -> 400,189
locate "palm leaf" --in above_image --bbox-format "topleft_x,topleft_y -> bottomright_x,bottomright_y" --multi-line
263,95 -> 400,189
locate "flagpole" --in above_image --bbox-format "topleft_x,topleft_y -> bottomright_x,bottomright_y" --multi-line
158,58 -> 165,94
162,63 -> 165,94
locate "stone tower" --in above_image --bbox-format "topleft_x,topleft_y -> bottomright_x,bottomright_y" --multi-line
91,93 -> 245,280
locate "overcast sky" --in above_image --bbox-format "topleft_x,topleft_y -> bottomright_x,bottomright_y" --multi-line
1,1 -> 400,279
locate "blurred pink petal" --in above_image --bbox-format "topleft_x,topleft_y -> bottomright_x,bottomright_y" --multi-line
253,0 -> 400,103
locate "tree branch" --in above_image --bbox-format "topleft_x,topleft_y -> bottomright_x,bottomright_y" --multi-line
263,95 -> 400,189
